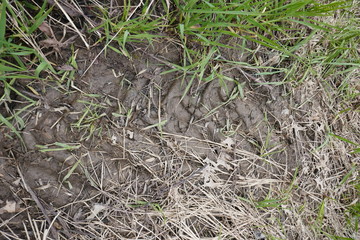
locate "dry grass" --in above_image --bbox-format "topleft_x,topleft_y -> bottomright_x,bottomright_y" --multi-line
0,0 -> 359,240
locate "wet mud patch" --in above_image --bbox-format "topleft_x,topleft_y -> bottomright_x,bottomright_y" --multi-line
1,40 -> 300,239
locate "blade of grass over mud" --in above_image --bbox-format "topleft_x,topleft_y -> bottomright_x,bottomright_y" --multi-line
179,47 -> 217,102
244,34 -> 293,57
1,58 -> 28,71
179,74 -> 195,103
36,142 -> 81,152
0,41 -> 35,56
81,2 -> 141,76
62,158 -> 82,182
77,100 -> 107,108
291,19 -> 331,31
198,47 -> 217,81
0,114 -> 24,146
179,23 -> 193,66
203,86 -> 241,120
322,233 -> 354,240
184,0 -> 344,16
313,133 -> 331,152
35,61 -> 50,78
142,119 -> 167,130
4,81 -> 37,104
0,63 -> 23,72
288,30 -> 318,53
185,9 -> 262,16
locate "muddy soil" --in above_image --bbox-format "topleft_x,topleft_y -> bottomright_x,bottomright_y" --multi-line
0,40 -> 298,239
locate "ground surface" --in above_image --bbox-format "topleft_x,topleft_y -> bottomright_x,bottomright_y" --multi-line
0,1 -> 359,240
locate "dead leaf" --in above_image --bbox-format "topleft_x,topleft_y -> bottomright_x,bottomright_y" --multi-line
86,204 -> 107,220
38,22 -> 53,37
254,230 -> 266,240
12,178 -> 21,186
222,138 -> 235,149
111,135 -> 117,145
190,24 -> 201,29
47,0 -> 82,17
53,221 -> 62,230
263,54 -> 280,66
56,64 -> 75,71
217,152 -> 233,170
126,130 -> 134,140
73,208 -> 83,221
202,158 -> 223,188
204,178 -> 223,188
145,157 -> 156,163
40,38 -> 62,50
0,200 -> 17,214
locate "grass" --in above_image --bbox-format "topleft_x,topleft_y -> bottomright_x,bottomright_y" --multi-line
35,142 -> 81,152
72,96 -> 107,141
0,0 -> 359,239
167,0 -> 351,84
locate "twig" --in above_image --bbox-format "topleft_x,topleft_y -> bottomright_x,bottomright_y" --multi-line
53,0 -> 89,50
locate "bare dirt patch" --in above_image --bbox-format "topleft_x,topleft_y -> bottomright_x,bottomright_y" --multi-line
0,39 -> 292,238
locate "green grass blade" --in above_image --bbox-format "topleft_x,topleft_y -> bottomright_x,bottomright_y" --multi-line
185,9 -> 262,16
62,159 -> 82,182
0,63 -> 24,72
255,199 -> 285,208
329,133 -> 358,146
0,0 -> 7,45
36,142 -> 81,152
142,119 -> 167,130
28,5 -> 52,34
351,148 -> 360,154
339,166 -> 357,186
35,61 -> 50,78
0,114 -> 24,146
